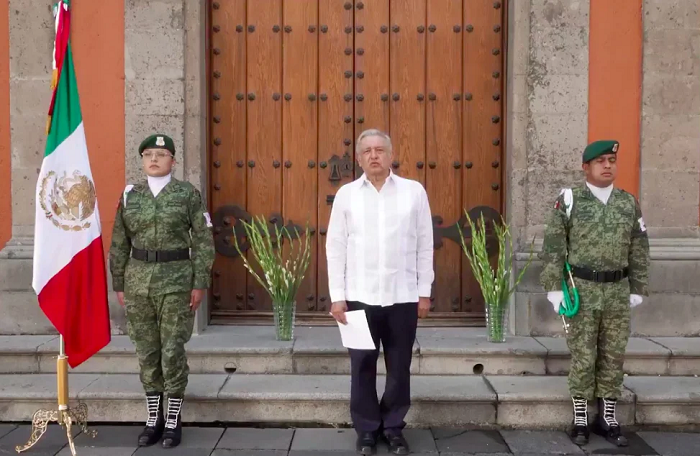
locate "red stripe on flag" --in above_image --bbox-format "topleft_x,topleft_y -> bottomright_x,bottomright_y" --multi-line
55,5 -> 70,77
38,236 -> 111,368
48,2 -> 71,121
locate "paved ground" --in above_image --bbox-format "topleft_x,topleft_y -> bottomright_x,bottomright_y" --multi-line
0,424 -> 698,456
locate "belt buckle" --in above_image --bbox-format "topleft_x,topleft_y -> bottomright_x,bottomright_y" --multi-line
146,250 -> 157,262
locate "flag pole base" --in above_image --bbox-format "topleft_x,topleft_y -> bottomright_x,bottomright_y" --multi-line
15,336 -> 96,455
14,404 -> 94,456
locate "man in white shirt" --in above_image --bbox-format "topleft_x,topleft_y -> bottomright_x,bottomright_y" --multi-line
326,129 -> 434,455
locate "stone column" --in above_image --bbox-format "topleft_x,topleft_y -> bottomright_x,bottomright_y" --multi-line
7,1 -> 53,240
123,0 -> 208,332
183,0 -> 207,191
632,0 -> 700,336
640,0 -> 700,238
524,0 -> 590,240
0,1 -> 56,333
183,0 -> 209,332
125,0 -> 186,183
506,0 -> 531,335
509,0 -> 590,335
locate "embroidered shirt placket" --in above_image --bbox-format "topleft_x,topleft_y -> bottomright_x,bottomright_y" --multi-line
377,183 -> 386,305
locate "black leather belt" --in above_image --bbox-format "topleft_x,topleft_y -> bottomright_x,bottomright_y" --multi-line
131,247 -> 189,263
570,265 -> 629,283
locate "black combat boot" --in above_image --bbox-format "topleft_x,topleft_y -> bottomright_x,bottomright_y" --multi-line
593,397 -> 628,447
137,392 -> 164,446
161,395 -> 184,448
570,396 -> 589,446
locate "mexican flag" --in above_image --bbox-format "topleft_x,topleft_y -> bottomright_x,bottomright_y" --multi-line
32,0 -> 111,368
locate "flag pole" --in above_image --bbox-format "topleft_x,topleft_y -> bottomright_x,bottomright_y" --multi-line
17,2 -> 103,452
57,335 -> 69,414
15,335 -> 96,455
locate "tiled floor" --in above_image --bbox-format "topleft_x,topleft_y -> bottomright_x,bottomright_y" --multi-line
0,424 -> 697,456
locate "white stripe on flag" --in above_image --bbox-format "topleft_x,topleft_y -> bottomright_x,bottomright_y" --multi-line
32,121 -> 102,295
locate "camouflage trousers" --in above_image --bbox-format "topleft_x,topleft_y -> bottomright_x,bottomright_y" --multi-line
566,285 -> 631,400
125,291 -> 194,396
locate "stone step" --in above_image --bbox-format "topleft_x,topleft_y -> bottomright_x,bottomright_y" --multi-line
3,327 -> 700,377
0,373 -> 698,429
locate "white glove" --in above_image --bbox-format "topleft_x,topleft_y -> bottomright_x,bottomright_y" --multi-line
547,291 -> 564,313
630,294 -> 643,308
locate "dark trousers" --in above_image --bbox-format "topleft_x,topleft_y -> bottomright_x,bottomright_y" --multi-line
347,301 -> 418,436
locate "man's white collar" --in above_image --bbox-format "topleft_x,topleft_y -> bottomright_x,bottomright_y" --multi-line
361,169 -> 395,185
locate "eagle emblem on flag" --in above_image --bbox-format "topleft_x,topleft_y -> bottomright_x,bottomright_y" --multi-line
39,170 -> 97,231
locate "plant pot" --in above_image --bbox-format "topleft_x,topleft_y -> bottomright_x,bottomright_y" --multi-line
273,301 -> 296,341
485,303 -> 508,343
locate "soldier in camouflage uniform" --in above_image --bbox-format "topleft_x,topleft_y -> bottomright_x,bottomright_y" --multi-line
539,140 -> 650,447
109,134 -> 215,449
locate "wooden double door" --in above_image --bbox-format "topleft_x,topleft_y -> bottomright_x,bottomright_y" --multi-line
208,0 -> 506,325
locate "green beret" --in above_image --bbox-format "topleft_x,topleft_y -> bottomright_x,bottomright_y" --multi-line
582,140 -> 619,163
138,134 -> 175,156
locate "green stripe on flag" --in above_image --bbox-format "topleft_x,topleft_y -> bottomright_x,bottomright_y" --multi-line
45,42 -> 82,157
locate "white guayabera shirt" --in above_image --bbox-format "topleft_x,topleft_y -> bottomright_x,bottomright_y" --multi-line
325,170 -> 435,307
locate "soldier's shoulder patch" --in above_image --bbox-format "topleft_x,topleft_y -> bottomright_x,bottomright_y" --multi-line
123,184 -> 135,205
557,188 -> 574,219
203,212 -> 213,228
638,217 -> 646,232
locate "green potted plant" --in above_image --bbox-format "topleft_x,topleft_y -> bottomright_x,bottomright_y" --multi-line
458,210 -> 535,342
233,216 -> 312,341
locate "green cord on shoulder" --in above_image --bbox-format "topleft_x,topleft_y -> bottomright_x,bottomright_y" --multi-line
560,262 -> 580,318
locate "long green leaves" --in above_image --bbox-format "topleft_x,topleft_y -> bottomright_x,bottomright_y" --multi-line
458,211 -> 535,309
232,216 -> 312,305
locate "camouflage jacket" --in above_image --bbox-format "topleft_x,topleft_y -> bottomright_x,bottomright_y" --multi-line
109,178 -> 215,297
539,185 -> 650,296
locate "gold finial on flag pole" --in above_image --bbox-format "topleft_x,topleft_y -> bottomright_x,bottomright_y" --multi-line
15,336 -> 97,455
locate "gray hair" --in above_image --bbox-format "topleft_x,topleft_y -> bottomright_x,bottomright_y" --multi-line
355,129 -> 392,156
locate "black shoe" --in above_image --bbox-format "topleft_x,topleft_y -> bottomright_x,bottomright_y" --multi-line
382,431 -> 410,455
570,396 -> 589,446
137,392 -> 165,447
593,397 -> 628,447
570,424 -> 590,446
161,396 -> 184,448
356,431 -> 377,455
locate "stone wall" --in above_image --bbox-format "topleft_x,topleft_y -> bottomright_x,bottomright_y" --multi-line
0,1 -> 56,334
0,0 -> 208,335
8,0 -> 53,239
641,0 -> 700,238
117,0 -> 207,333
124,0 -> 185,183
508,0 -> 591,336
124,0 -> 205,186
510,0 -> 700,337
631,0 -> 700,336
1,0 -> 698,337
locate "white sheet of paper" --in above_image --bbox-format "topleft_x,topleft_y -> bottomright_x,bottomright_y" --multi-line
336,310 -> 376,350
